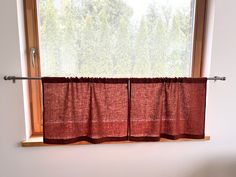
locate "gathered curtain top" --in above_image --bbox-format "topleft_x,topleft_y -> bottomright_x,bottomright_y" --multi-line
42,77 -> 207,83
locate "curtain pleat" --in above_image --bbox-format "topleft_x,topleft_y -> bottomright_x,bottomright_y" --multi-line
42,77 -> 207,144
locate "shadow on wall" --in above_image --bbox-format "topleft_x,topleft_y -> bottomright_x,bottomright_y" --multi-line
187,156 -> 236,177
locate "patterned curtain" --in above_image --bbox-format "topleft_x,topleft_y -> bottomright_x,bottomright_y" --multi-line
130,78 -> 207,141
42,77 -> 207,144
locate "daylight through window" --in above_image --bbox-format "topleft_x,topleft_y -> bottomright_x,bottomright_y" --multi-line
38,0 -> 196,77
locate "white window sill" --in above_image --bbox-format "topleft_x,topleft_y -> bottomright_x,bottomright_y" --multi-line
21,136 -> 211,147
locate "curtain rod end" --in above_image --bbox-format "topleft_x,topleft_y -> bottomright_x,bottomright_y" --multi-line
3,76 -> 16,83
213,76 -> 226,81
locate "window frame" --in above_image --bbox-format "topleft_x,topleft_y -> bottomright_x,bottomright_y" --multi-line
24,0 -> 42,135
23,0 -> 207,136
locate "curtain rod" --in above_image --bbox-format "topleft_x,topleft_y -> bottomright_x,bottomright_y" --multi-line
3,75 -> 226,83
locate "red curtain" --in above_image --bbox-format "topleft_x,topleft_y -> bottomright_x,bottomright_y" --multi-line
129,78 -> 207,141
42,77 -> 207,144
42,78 -> 128,144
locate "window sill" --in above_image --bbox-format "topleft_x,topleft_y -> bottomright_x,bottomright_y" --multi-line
21,136 -> 210,147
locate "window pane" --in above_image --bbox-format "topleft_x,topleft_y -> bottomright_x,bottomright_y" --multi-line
38,0 -> 195,77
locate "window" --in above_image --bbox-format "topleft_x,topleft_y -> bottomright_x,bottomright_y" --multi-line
23,0 -> 206,135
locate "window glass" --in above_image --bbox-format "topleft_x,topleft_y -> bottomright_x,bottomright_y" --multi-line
38,0 -> 195,77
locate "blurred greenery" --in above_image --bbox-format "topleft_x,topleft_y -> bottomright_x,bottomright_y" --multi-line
39,0 -> 195,77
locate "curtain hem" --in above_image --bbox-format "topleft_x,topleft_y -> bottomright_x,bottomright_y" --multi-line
44,134 -> 205,144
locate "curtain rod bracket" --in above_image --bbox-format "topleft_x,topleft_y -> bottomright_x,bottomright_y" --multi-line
4,76 -> 16,83
211,76 -> 226,82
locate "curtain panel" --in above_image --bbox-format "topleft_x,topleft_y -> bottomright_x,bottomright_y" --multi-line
130,78 -> 207,141
42,77 -> 207,144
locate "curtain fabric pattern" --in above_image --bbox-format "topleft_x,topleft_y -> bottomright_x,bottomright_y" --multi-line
130,78 -> 207,141
42,77 -> 207,144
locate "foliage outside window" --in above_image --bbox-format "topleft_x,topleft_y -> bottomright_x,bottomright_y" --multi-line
39,0 -> 195,77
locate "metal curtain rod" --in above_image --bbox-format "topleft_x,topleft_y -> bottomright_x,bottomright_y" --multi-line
3,75 -> 226,83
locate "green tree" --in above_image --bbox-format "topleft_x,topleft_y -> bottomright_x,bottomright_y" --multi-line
133,17 -> 152,77
39,0 -> 59,76
59,0 -> 79,76
39,0 -> 194,77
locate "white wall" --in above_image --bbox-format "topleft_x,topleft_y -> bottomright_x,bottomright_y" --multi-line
1,0 -> 236,177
